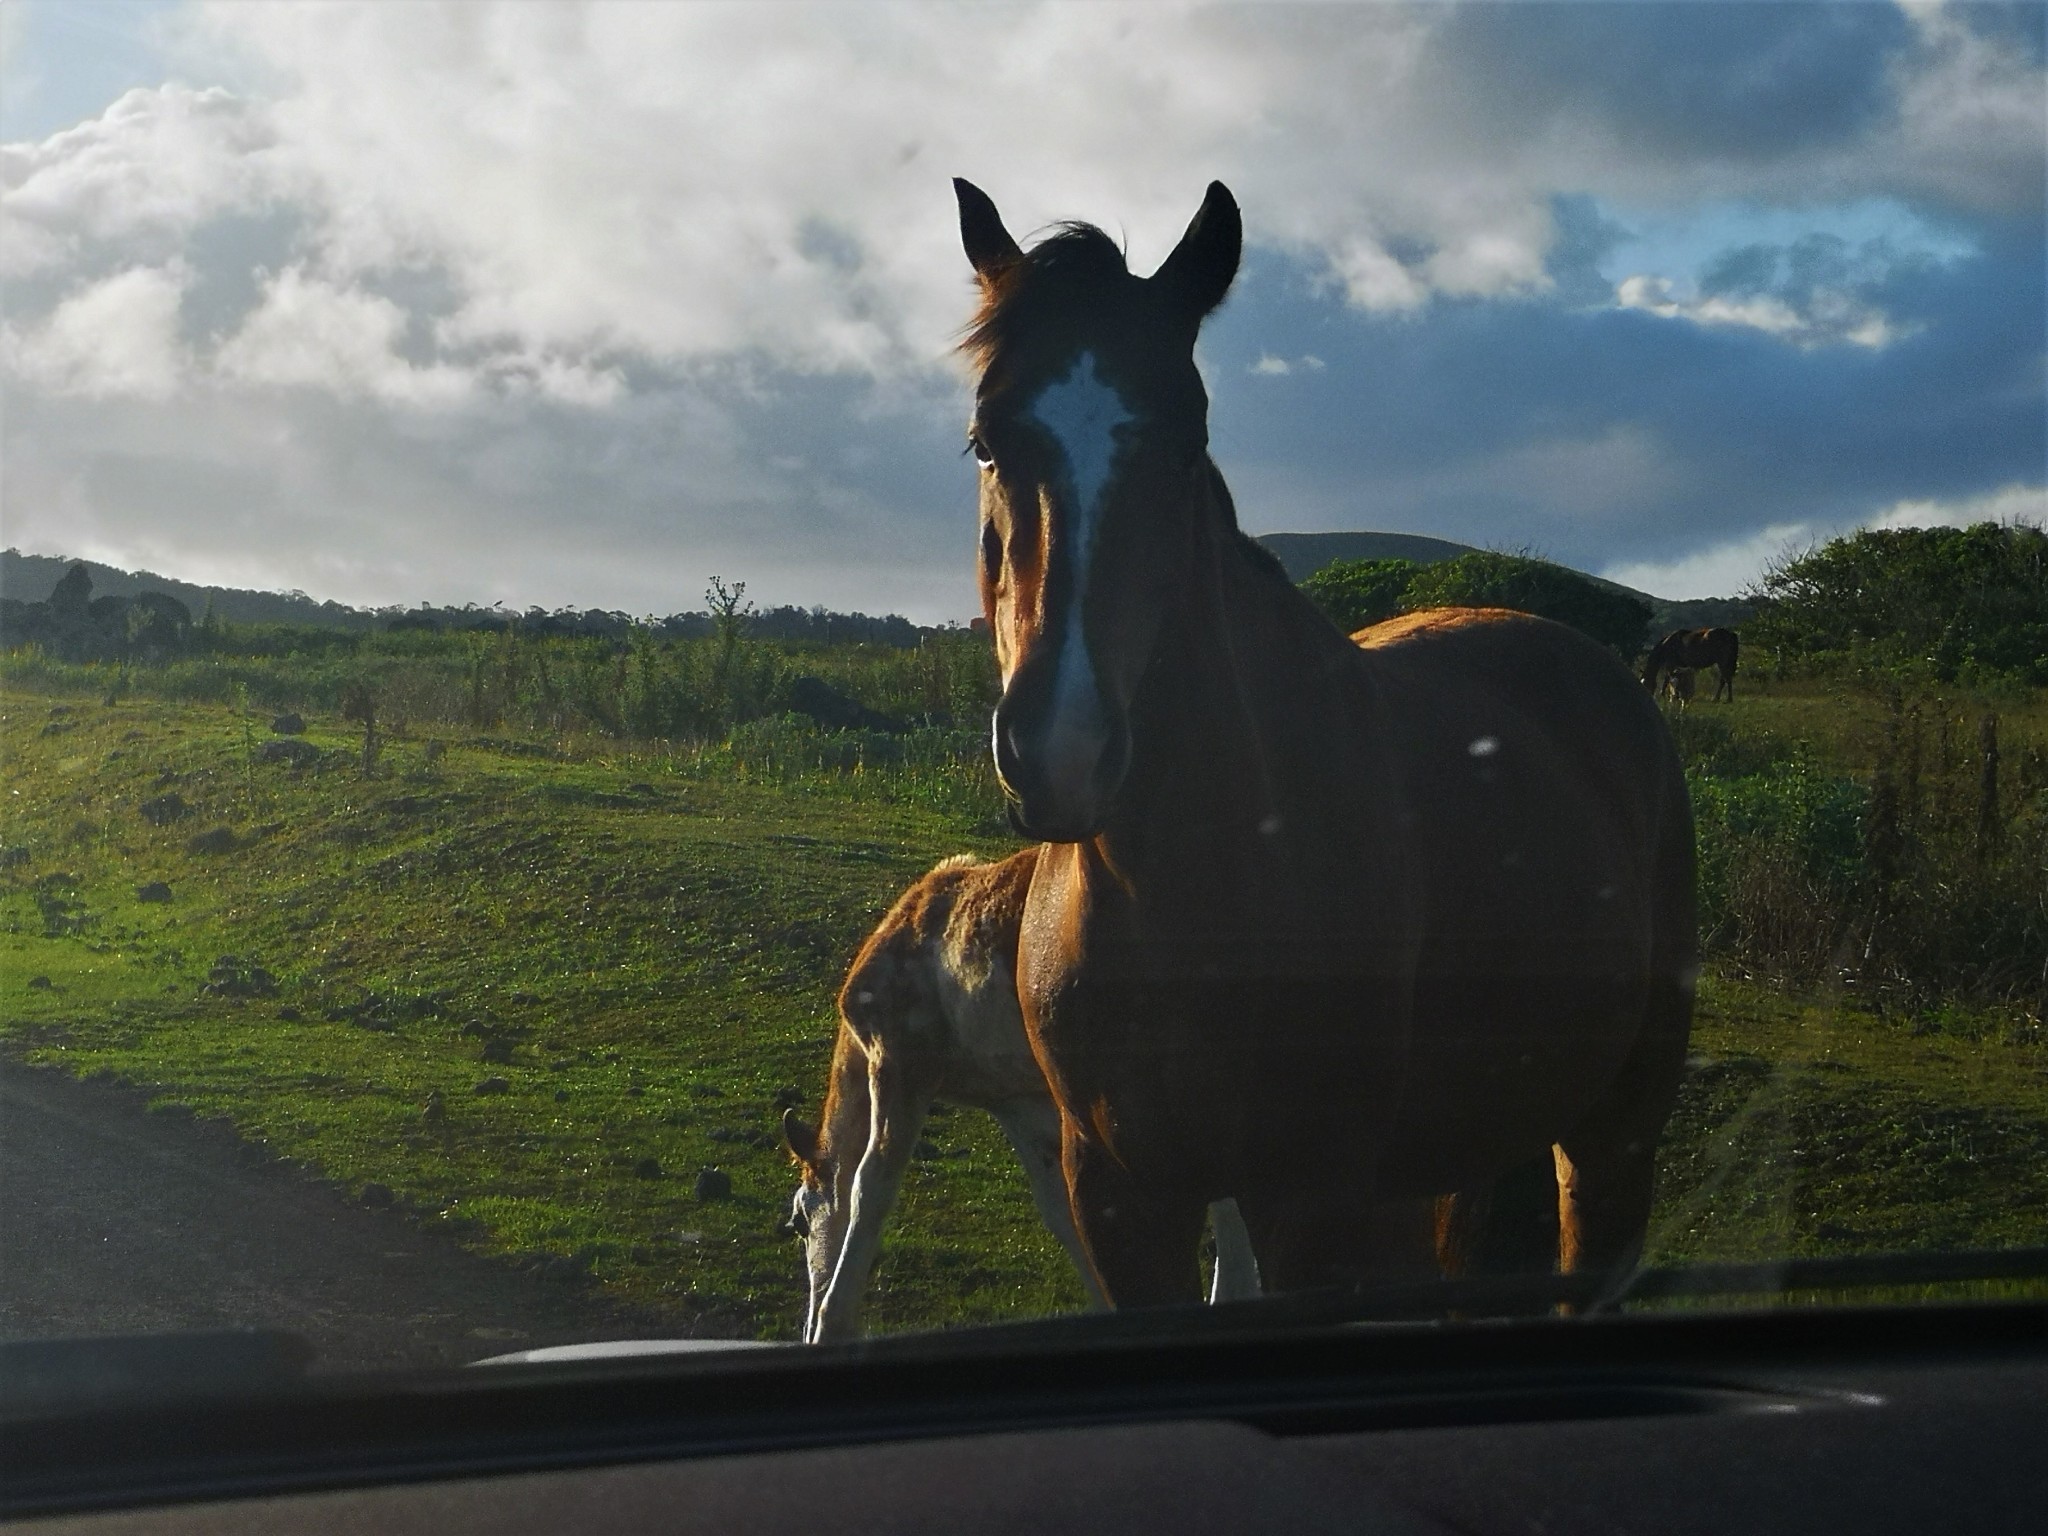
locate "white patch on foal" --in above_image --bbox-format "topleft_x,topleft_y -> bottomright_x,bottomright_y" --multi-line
1029,351 -> 1133,793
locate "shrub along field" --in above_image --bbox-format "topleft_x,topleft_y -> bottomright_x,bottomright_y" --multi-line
2,641 -> 2045,1339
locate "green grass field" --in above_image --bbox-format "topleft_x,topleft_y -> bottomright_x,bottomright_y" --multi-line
3,678 -> 2045,1337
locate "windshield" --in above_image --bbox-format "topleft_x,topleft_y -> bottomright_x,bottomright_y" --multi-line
2,1 -> 2044,1390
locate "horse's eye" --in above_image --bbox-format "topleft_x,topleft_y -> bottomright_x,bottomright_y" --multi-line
968,433 -> 994,469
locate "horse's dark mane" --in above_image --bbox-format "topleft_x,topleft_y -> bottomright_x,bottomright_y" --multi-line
962,222 -> 1131,370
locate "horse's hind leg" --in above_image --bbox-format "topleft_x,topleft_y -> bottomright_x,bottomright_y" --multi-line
1555,974 -> 1693,1282
1435,1149 -> 1561,1281
991,1098 -> 1109,1311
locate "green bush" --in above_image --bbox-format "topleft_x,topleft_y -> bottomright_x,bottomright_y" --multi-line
1298,550 -> 1652,656
1299,558 -> 1422,633
1688,754 -> 1867,978
1400,552 -> 1652,658
1746,523 -> 2048,685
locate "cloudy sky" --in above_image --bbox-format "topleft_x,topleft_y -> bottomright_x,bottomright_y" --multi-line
2,1 -> 2041,621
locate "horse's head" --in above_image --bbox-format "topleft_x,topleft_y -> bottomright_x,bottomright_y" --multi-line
780,1108 -> 840,1343
955,178 -> 1240,841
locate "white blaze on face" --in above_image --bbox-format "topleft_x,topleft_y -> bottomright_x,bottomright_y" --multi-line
1028,351 -> 1133,797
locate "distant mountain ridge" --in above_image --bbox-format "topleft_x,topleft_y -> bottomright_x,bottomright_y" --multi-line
1,549 -> 384,630
5,538 -> 1753,643
1254,530 -> 1480,580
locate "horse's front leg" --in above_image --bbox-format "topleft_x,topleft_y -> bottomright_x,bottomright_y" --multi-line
811,1060 -> 931,1342
1063,1122 -> 1208,1309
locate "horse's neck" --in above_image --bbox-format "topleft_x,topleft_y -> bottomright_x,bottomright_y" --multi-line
1104,472 -> 1386,883
816,1026 -> 873,1185
1147,490 -> 1364,796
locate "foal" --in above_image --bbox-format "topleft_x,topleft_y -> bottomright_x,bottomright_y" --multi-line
782,849 -> 1259,1343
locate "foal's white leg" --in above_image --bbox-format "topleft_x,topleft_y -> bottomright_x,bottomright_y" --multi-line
811,1077 -> 930,1343
990,1098 -> 1110,1312
1206,1198 -> 1262,1303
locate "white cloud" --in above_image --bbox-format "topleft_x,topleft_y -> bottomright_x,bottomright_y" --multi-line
214,265 -> 469,405
1602,522 -> 1817,600
6,260 -> 188,396
1249,352 -> 1327,377
0,83 -> 285,278
0,3 -> 2039,615
1614,273 -> 1905,349
1869,482 -> 2046,531
1604,485 -> 2047,599
7,5 -> 2039,386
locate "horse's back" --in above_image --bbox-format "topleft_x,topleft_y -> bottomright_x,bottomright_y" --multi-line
1351,607 -> 1684,837
1344,607 -> 1696,1185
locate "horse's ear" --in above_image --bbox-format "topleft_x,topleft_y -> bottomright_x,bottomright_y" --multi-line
1153,181 -> 1241,321
955,177 -> 1023,283
782,1108 -> 821,1170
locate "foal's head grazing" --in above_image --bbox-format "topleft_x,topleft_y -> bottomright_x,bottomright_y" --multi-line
955,178 -> 1241,841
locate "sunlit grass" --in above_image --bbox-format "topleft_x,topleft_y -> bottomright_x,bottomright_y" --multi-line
3,683 -> 2045,1343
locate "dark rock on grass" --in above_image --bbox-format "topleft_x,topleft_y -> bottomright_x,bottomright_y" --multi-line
0,846 -> 29,868
772,1084 -> 803,1109
258,738 -> 320,767
200,955 -> 277,998
912,1139 -> 940,1162
473,1077 -> 511,1097
139,792 -> 189,825
707,1127 -> 735,1143
358,1182 -> 396,1208
692,1167 -> 732,1201
135,881 -> 173,903
422,1090 -> 447,1123
271,713 -> 306,735
537,1252 -> 593,1284
277,1006 -> 303,1022
27,976 -> 53,991
633,1157 -> 663,1180
186,825 -> 238,856
744,1130 -> 777,1150
553,1089 -> 570,1103
479,1038 -> 516,1065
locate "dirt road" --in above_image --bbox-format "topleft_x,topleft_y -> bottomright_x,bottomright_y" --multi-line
0,1060 -> 669,1372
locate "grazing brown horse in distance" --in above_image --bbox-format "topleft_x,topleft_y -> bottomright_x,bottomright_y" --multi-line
954,177 -> 1697,1307
781,850 -> 1262,1342
1643,627 -> 1739,701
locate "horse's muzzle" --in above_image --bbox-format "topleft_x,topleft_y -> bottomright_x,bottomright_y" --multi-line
992,688 -> 1129,843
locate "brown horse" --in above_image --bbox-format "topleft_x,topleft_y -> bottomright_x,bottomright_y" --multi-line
953,177 -> 1697,1306
1643,627 -> 1739,701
